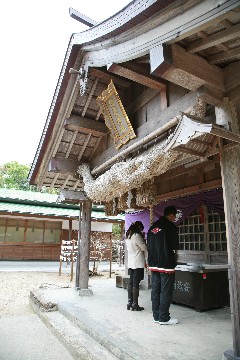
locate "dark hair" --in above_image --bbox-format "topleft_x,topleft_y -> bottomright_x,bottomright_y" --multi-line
126,221 -> 144,238
164,206 -> 177,217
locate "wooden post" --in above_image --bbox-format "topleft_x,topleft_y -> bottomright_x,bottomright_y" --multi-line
70,240 -> 75,282
220,141 -> 240,358
79,199 -> 92,289
120,222 -> 125,266
75,203 -> 82,288
109,234 -> 112,278
68,219 -> 72,267
216,100 -> 240,358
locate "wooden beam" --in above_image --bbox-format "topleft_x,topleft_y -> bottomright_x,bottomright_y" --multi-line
69,7 -> 97,27
173,146 -> 206,158
64,115 -> 108,136
107,62 -> 166,90
88,67 -> 131,88
197,86 -> 223,107
58,189 -> 87,203
126,88 -> 160,114
187,23 -> 240,53
91,90 -> 202,174
157,179 -> 222,202
150,44 -> 224,91
211,126 -> 240,144
209,46 -> 240,64
48,157 -> 79,175
227,86 -> 240,107
155,157 -> 219,183
224,61 -> 240,92
190,138 -> 211,147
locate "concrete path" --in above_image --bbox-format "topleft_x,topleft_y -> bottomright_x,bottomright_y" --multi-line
30,277 -> 233,360
0,314 -> 74,360
0,260 -> 122,274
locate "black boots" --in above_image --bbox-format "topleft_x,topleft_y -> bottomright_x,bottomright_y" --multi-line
127,285 -> 133,310
131,287 -> 144,311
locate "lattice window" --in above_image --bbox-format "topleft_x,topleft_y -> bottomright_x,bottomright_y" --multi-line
178,210 -> 204,251
208,210 -> 227,251
178,208 -> 227,253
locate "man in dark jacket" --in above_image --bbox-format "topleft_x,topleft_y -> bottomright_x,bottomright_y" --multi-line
147,206 -> 179,325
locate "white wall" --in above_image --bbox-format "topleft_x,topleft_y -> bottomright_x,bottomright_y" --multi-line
62,220 -> 113,232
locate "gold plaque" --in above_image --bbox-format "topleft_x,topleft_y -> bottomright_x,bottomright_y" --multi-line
97,81 -> 136,149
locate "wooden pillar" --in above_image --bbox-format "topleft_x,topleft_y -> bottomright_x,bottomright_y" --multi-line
217,100 -> 240,358
68,219 -> 72,266
75,203 -> 82,288
79,199 -> 92,289
109,234 -> 112,278
120,222 -> 125,266
220,143 -> 240,358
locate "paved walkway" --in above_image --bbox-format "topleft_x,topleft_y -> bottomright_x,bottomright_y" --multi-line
31,277 -> 233,360
0,260 -> 121,274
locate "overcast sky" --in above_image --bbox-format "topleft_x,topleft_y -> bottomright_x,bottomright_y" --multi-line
0,0 -> 130,166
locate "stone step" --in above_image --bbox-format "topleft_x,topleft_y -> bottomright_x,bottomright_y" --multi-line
39,311 -> 119,360
57,301 -> 155,360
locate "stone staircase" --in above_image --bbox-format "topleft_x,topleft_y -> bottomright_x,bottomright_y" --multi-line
29,288 -> 153,360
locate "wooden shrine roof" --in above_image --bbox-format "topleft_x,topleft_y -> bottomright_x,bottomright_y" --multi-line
28,0 -> 240,201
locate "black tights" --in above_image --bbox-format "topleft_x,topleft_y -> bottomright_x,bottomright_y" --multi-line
128,268 -> 144,289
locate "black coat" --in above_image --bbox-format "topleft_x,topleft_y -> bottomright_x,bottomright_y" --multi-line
147,216 -> 179,270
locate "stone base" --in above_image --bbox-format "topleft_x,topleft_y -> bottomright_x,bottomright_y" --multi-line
115,275 -> 130,288
76,288 -> 93,296
223,350 -> 240,359
116,275 -> 123,288
123,276 -> 130,289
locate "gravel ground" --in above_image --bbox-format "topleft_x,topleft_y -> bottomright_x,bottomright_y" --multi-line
0,272 -> 74,316
0,270 -> 116,317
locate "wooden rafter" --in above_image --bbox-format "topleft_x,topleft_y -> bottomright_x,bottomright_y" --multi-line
50,173 -> 59,189
173,146 -> 206,158
65,131 -> 78,158
209,46 -> 240,64
107,62 -> 166,90
78,133 -> 91,161
89,136 -> 102,160
72,180 -> 80,190
190,138 -> 211,147
64,116 -> 108,136
187,22 -> 240,53
82,78 -> 98,117
89,67 -> 131,88
61,175 -> 72,189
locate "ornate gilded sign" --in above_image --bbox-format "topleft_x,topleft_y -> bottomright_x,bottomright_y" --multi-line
97,81 -> 136,149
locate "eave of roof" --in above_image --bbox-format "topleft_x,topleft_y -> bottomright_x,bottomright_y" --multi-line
0,202 -> 124,222
27,0 -> 178,186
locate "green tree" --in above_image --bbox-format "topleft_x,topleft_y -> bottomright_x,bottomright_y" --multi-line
0,161 -> 32,190
112,223 -> 122,240
0,161 -> 59,193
